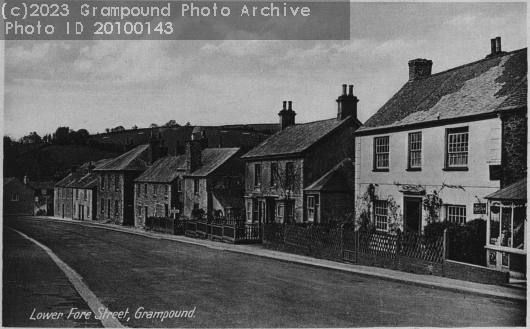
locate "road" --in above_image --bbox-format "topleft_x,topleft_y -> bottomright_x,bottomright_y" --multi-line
3,216 -> 527,327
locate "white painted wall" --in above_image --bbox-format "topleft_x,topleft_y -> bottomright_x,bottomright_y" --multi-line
355,117 -> 502,230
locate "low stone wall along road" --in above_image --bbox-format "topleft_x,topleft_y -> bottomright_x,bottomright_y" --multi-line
3,216 -> 526,327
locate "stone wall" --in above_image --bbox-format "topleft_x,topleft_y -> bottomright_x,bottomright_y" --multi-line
502,111 -> 527,187
444,260 -> 509,285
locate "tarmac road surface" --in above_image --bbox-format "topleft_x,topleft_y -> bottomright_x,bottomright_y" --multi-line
3,216 -> 526,327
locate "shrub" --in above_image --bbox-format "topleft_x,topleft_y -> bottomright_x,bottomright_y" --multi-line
424,219 -> 487,266
191,208 -> 205,220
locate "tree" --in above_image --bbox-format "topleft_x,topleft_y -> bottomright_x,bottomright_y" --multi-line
105,128 -> 110,133
149,123 -> 159,128
54,127 -> 70,144
184,122 -> 191,127
111,126 -> 125,132
164,120 -> 180,127
132,125 -> 138,130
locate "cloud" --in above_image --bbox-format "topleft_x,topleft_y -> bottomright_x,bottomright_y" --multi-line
201,40 -> 278,57
72,40 -> 185,84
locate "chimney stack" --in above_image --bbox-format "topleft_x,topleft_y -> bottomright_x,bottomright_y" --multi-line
199,130 -> 209,149
278,100 -> 296,130
336,84 -> 359,121
408,59 -> 433,81
486,37 -> 506,58
159,139 -> 169,158
186,139 -> 202,174
148,133 -> 161,164
88,161 -> 96,173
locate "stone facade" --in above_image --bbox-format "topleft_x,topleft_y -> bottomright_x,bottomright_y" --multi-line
134,181 -> 181,227
96,172 -> 138,225
502,111 -> 527,187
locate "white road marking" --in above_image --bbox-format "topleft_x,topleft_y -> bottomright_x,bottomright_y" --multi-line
7,227 -> 125,328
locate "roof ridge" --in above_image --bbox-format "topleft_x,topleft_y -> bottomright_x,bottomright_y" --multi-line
424,47 -> 526,81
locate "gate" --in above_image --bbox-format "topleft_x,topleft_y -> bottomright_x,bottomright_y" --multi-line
341,225 -> 357,263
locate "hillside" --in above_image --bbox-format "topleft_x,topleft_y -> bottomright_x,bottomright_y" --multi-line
4,143 -> 120,182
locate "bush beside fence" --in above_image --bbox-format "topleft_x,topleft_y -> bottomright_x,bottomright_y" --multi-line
145,217 -> 186,235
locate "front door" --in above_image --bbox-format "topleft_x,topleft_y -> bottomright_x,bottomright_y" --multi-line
62,204 -> 65,218
404,197 -> 422,233
80,205 -> 84,220
107,199 -> 111,219
258,201 -> 266,223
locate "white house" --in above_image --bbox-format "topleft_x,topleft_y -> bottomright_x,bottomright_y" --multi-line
354,38 -> 527,234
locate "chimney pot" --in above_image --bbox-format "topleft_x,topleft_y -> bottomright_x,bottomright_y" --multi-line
283,101 -> 287,110
288,101 -> 292,111
348,85 -> 353,96
342,84 -> 347,96
336,84 -> 359,121
495,36 -> 502,53
490,38 -> 496,54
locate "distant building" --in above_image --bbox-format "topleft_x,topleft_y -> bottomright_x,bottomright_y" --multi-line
26,179 -> 56,216
354,38 -> 527,234
242,85 -> 362,224
3,177 -> 34,215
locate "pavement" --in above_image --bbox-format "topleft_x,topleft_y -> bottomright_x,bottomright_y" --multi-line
25,216 -> 528,302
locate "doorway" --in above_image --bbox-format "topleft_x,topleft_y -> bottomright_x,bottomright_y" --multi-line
404,197 -> 422,233
79,205 -> 85,220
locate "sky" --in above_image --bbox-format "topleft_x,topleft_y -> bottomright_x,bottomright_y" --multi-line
3,1 -> 527,140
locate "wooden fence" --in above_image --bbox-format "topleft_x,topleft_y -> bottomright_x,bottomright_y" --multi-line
185,219 -> 261,244
145,217 -> 187,235
263,224 -> 445,265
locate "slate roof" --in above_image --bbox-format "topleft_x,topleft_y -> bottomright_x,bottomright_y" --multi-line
212,189 -> 245,210
188,148 -> 241,177
95,144 -> 150,171
305,158 -> 355,192
242,118 -> 350,159
55,172 -> 83,187
135,155 -> 186,183
358,48 -> 527,133
69,172 -> 99,189
28,181 -> 57,190
485,179 -> 527,201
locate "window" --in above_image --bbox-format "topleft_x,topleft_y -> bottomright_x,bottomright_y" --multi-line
136,184 -> 140,197
194,179 -> 200,194
75,189 -> 79,200
41,189 -> 47,195
286,162 -> 294,190
87,206 -> 90,218
447,205 -> 466,224
115,175 -> 119,190
101,198 -> 105,212
254,164 -> 261,186
165,185 -> 169,196
114,200 -> 119,216
62,188 -> 66,199
154,185 -> 158,196
177,179 -> 182,192
252,199 -> 258,222
374,200 -> 388,231
73,206 -> 76,216
270,163 -> 278,186
277,203 -> 284,223
165,204 -> 169,217
374,136 -> 390,170
307,196 -> 315,222
84,190 -> 87,201
246,201 -> 252,222
446,127 -> 468,168
10,193 -> 19,201
101,174 -> 105,190
144,184 -> 148,196
224,177 -> 231,189
110,175 -> 115,190
408,132 -> 422,169
138,206 -> 142,218
286,202 -> 294,223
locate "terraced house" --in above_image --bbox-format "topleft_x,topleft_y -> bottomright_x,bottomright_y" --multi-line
134,154 -> 186,226
242,86 -> 362,224
95,134 -> 168,225
354,38 -> 527,239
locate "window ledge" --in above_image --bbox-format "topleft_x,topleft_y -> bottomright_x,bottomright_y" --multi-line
372,168 -> 389,172
406,168 -> 422,172
485,245 -> 526,255
443,167 -> 469,171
